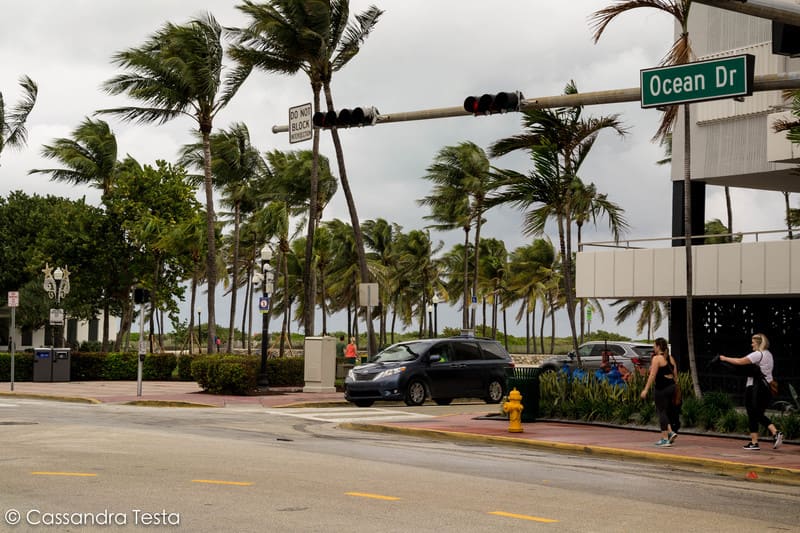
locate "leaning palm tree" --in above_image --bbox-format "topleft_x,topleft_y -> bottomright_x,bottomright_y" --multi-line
229,1 -> 383,354
179,122 -> 267,352
591,0 -> 702,397
419,141 -> 497,330
490,87 -> 627,362
28,117 -> 119,350
611,299 -> 669,342
99,13 -> 245,354
0,75 -> 37,160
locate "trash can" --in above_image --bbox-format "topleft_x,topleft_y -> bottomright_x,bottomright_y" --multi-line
33,348 -> 53,382
507,367 -> 540,422
52,348 -> 71,382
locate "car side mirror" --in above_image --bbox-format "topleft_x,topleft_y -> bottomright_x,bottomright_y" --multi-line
428,354 -> 441,364
568,351 -> 575,359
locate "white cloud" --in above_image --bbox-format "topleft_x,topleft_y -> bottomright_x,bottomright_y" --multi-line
2,1 -> 786,343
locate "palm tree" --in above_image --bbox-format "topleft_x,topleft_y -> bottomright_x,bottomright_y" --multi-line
0,75 -> 37,159
179,122 -> 267,352
229,1 -> 383,353
591,0 -> 703,397
99,13 -> 245,353
419,142 -> 497,330
28,117 -> 119,350
571,177 -> 627,341
507,239 -> 556,353
611,299 -> 669,342
489,81 -> 626,360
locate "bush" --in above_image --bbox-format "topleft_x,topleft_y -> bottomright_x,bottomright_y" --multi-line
176,355 -> 195,381
79,341 -> 103,352
191,355 -> 258,395
102,352 -> 138,380
698,392 -> 736,431
265,357 -> 304,387
680,396 -> 702,428
716,409 -> 748,434
776,412 -> 800,440
143,353 -> 177,380
0,352 -> 33,381
71,352 -> 106,380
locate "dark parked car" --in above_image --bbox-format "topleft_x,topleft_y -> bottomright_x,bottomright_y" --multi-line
344,336 -> 515,407
539,341 -> 652,373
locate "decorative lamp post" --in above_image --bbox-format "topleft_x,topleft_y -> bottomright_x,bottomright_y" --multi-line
258,244 -> 274,388
196,306 -> 202,354
427,303 -> 434,338
43,263 -> 70,347
432,294 -> 440,337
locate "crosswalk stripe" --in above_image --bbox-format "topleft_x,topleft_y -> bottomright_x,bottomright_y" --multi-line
266,407 -> 433,423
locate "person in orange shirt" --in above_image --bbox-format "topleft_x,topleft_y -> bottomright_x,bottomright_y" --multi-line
345,337 -> 358,363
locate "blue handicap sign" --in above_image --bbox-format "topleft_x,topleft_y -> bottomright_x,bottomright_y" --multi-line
259,296 -> 270,313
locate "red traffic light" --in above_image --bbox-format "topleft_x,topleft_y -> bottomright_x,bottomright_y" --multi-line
463,91 -> 523,115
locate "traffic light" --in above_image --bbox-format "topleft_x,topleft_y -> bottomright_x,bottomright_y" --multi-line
463,91 -> 523,115
773,21 -> 800,56
312,106 -> 379,129
133,287 -> 150,304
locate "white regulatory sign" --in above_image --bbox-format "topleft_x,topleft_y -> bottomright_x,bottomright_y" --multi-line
288,102 -> 312,144
8,291 -> 19,307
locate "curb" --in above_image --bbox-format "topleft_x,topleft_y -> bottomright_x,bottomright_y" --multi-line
0,392 -> 100,404
340,422 -> 800,487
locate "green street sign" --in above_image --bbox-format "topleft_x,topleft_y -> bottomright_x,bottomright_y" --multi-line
640,54 -> 754,108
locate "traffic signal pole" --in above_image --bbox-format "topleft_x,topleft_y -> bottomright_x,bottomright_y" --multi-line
272,72 -> 800,133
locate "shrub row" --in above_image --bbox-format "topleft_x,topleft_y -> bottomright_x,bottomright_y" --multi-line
0,352 -> 189,381
190,355 -> 305,394
537,370 -> 800,439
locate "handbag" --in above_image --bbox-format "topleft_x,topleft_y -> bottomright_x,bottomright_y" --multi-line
672,379 -> 682,406
769,379 -> 779,397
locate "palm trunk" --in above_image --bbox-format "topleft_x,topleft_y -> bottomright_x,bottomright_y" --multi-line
201,128 -> 217,354
280,247 -> 289,358
725,186 -> 733,242
303,85 -> 322,338
102,300 -> 110,352
784,192 -> 793,239
462,227 -> 470,329
322,83 -> 375,356
683,104 -> 701,398
227,202 -> 241,353
471,202 -> 483,330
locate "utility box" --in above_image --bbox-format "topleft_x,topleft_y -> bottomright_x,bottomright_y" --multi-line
52,348 -> 71,382
33,348 -> 53,382
303,336 -> 336,393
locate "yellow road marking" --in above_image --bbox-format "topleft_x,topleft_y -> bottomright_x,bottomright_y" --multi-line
31,472 -> 97,477
489,511 -> 559,523
192,479 -> 253,486
345,492 -> 401,501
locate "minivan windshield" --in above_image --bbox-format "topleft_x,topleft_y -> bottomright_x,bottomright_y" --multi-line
371,341 -> 429,363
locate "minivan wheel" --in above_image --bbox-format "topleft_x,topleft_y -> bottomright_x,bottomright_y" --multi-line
433,398 -> 453,406
404,380 -> 427,406
353,399 -> 374,408
484,379 -> 505,404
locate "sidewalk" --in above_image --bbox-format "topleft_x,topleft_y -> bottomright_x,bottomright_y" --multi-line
2,381 -> 798,485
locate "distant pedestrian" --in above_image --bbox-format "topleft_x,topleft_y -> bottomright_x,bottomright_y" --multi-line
640,337 -> 679,447
719,333 -> 783,450
336,335 -> 346,358
215,336 -> 221,353
345,337 -> 358,363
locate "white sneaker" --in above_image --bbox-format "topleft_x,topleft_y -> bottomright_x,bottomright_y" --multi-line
774,432 -> 784,450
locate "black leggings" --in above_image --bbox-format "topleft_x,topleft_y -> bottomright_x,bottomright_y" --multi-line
744,383 -> 772,434
654,383 -> 678,432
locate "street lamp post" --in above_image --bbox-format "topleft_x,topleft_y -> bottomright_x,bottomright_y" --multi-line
432,294 -> 440,337
43,263 -> 70,348
196,307 -> 202,354
258,245 -> 274,388
427,304 -> 434,338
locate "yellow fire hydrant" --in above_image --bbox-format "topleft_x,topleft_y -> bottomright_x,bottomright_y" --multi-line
503,388 -> 524,433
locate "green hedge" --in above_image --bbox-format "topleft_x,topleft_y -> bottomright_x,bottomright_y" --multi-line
191,355 -> 258,394
0,352 -> 33,381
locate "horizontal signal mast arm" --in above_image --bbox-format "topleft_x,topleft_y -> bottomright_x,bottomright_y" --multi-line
271,72 -> 800,134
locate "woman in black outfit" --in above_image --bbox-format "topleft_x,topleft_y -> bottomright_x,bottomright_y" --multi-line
641,337 -> 678,447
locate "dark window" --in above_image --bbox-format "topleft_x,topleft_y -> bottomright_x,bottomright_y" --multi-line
632,346 -> 653,357
608,344 -> 626,356
88,319 -> 99,342
67,319 -> 78,344
429,342 -> 453,362
21,328 -> 33,346
451,341 -> 482,361
480,341 -> 509,360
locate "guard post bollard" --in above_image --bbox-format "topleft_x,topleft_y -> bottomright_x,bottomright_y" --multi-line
507,367 -> 540,422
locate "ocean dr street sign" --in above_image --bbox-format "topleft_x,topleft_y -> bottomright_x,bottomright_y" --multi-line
640,54 -> 755,108
289,103 -> 312,144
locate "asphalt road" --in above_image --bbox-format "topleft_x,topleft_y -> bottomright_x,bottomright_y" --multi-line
1,399 -> 799,532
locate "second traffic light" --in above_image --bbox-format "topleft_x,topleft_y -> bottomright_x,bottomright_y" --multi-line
463,91 -> 523,115
312,106 -> 379,129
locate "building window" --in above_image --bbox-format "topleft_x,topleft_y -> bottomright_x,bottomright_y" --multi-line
88,319 -> 99,342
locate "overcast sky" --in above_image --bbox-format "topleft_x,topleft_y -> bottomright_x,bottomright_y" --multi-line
1,1 -> 790,341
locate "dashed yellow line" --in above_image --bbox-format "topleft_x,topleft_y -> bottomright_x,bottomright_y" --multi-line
31,472 -> 97,477
192,479 -> 253,486
345,492 -> 401,501
489,511 -> 559,523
